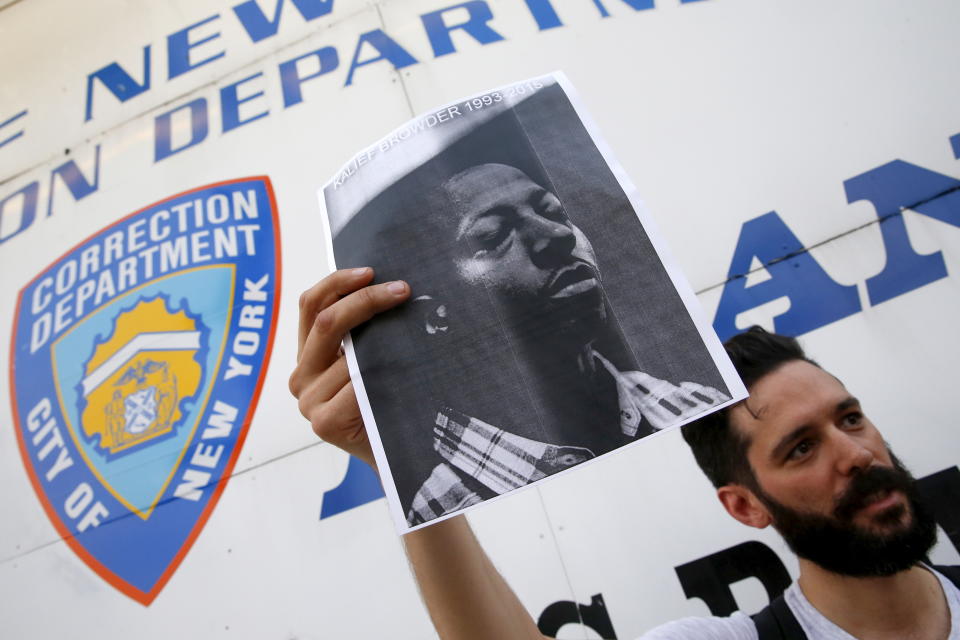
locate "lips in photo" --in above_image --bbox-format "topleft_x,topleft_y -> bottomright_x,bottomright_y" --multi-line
546,262 -> 599,299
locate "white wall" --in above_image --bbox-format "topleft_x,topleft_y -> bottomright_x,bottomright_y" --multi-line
1,0 -> 958,637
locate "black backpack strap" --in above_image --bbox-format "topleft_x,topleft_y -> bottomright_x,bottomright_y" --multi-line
932,564 -> 960,589
751,594 -> 807,640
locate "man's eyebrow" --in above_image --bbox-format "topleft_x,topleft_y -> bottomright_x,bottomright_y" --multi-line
837,396 -> 860,412
770,424 -> 813,461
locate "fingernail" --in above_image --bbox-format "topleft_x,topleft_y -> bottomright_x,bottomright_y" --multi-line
387,281 -> 407,295
352,267 -> 371,277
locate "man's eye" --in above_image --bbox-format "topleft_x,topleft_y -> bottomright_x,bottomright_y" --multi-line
787,440 -> 815,461
467,223 -> 510,255
841,412 -> 864,428
537,194 -> 566,222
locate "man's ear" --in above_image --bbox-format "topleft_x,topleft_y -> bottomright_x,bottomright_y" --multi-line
717,484 -> 773,529
411,295 -> 451,335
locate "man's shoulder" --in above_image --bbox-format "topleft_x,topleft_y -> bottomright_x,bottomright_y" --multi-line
636,610 -> 757,640
931,563 -> 960,589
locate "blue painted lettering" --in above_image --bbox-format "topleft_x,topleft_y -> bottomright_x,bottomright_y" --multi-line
45,145 -> 101,218
232,0 -> 335,44
421,1 -> 506,58
607,0 -> 655,11
154,98 -> 209,161
0,182 -> 39,246
0,109 -> 27,149
712,211 -> 861,341
279,47 -> 339,107
344,29 -> 418,87
84,46 -> 152,122
167,14 -> 226,80
319,455 -> 385,520
221,72 -> 269,133
594,0 -> 672,17
845,160 -> 960,306
523,0 -> 563,30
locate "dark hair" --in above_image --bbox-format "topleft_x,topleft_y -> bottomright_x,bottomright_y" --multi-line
680,326 -> 819,488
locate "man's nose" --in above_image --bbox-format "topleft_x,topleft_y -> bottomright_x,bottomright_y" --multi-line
833,431 -> 875,476
526,212 -> 576,260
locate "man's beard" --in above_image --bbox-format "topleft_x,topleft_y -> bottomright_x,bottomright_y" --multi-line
754,456 -> 937,577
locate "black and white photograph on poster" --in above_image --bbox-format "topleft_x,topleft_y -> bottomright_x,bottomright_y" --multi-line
317,73 -> 747,534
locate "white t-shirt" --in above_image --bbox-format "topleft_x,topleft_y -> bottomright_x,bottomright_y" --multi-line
639,566 -> 960,639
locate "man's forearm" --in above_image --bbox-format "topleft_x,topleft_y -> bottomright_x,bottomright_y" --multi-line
404,515 -> 546,640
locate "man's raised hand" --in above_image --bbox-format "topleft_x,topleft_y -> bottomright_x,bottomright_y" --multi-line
288,268 -> 410,467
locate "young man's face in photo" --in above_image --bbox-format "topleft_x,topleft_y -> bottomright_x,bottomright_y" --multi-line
442,163 -> 606,335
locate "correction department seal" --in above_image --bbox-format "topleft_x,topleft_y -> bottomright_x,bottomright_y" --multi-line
80,297 -> 204,460
9,177 -> 281,604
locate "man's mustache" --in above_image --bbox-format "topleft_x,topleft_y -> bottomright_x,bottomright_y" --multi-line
833,464 -> 915,521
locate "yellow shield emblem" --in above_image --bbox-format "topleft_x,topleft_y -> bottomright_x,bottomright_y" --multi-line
81,298 -> 203,455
